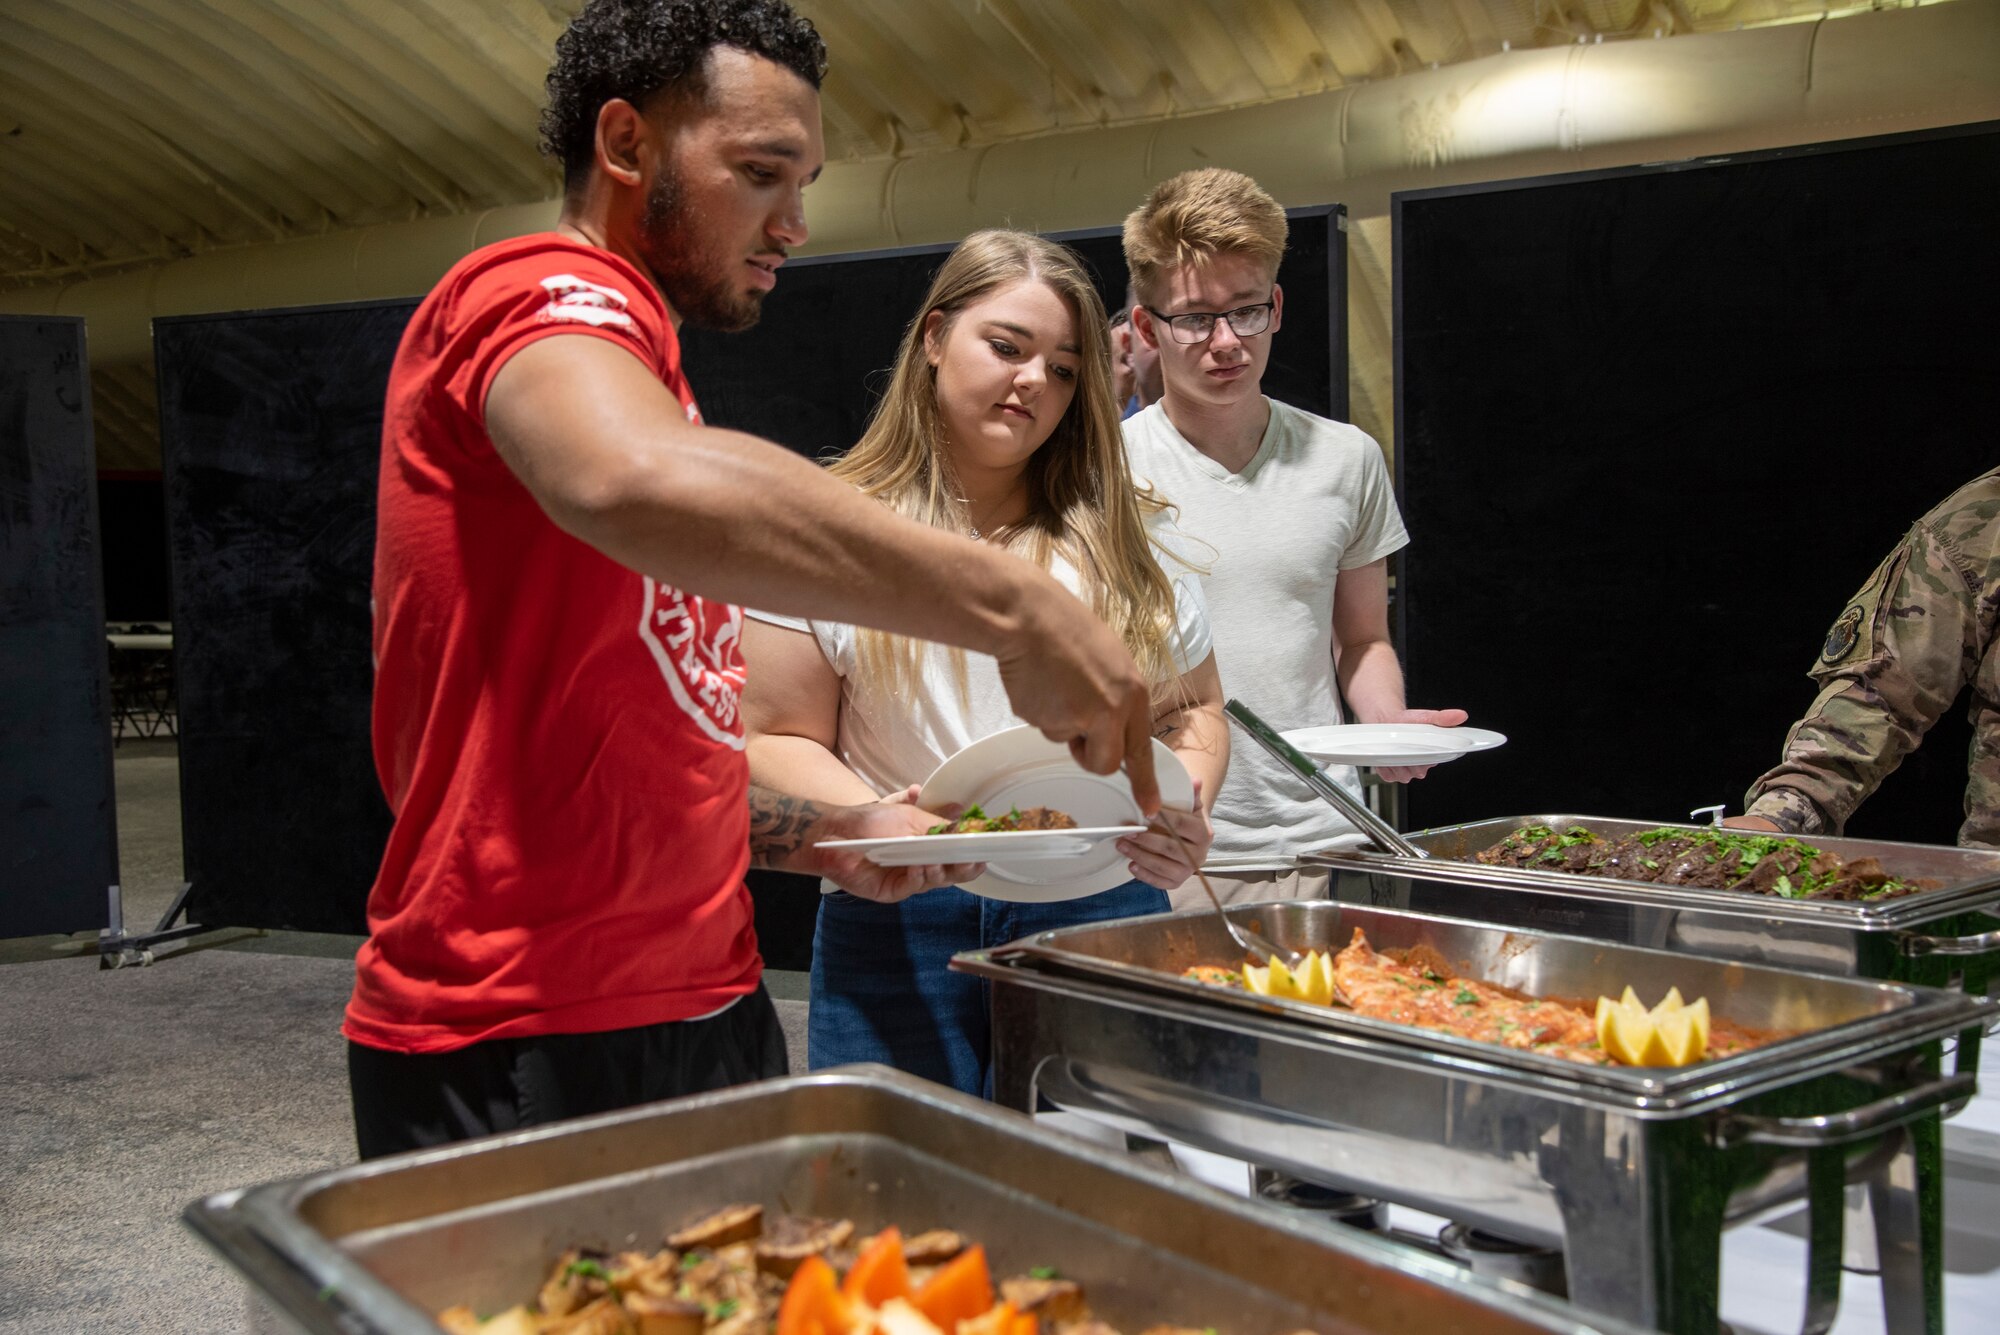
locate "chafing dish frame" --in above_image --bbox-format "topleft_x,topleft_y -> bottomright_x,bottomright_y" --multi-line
956,901 -> 1994,1335
183,1065 -> 1639,1335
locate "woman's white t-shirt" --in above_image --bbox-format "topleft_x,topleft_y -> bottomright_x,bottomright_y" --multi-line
748,518 -> 1212,815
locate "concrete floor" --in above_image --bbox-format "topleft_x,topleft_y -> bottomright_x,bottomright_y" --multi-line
0,739 -> 808,1335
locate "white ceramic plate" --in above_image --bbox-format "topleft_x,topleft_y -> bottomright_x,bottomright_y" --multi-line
916,726 -> 1194,902
815,827 -> 1143,867
1280,723 -> 1507,767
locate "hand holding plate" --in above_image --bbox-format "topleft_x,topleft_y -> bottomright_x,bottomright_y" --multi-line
1370,708 -> 1469,783
812,786 -> 985,904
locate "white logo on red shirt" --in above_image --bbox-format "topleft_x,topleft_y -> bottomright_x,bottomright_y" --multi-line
538,273 -> 635,330
638,582 -> 747,749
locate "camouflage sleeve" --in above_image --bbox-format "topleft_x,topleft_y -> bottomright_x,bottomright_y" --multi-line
1744,518 -> 1983,835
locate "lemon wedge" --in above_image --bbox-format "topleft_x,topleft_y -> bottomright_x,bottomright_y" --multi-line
1265,958 -> 1308,1001
1599,1002 -> 1659,1065
1594,987 -> 1712,1066
1299,950 -> 1337,1006
1242,950 -> 1337,1006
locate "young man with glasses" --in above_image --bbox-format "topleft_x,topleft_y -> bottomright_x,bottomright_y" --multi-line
1122,168 -> 1466,905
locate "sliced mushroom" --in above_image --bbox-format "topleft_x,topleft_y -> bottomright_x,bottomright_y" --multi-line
540,1248 -> 610,1318
612,1250 -> 679,1297
901,1230 -> 968,1266
754,1214 -> 857,1278
1055,1322 -> 1122,1335
543,1296 -> 632,1335
1138,1325 -> 1213,1335
627,1292 -> 708,1335
668,1203 -> 765,1250
1001,1277 -> 1088,1324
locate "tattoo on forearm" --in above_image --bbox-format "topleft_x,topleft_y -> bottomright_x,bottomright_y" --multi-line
748,785 -> 827,870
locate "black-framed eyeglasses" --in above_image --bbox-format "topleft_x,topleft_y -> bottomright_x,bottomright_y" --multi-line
1143,296 -> 1276,344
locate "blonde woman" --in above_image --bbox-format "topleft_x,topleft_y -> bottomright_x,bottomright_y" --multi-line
743,230 -> 1227,1096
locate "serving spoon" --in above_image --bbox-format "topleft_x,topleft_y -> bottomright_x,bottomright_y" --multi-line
1126,764 -> 1345,1002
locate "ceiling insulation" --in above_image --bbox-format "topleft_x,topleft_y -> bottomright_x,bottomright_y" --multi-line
0,0 -> 1896,292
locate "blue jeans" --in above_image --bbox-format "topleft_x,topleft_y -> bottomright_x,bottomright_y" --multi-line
807,879 -> 1170,1097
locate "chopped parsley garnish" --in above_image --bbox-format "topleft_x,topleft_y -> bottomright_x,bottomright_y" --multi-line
680,1252 -> 704,1271
1641,858 -> 1660,870
1030,1266 -> 1060,1280
708,1299 -> 740,1320
565,1259 -> 608,1280
1453,987 -> 1480,1006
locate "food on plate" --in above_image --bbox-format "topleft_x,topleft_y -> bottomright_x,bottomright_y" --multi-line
926,805 -> 1079,835
1594,986 -> 1712,1067
1181,928 -> 1771,1067
438,1212 -> 1290,1335
1240,950 -> 1337,1006
1475,824 -> 1936,901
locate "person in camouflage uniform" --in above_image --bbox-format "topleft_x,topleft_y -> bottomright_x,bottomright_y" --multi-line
1736,468 -> 2000,848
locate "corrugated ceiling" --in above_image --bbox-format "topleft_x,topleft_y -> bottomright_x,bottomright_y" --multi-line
2,0 -> 1869,293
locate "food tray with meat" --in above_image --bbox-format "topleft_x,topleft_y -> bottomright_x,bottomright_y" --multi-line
1475,824 -> 1932,901
1182,928 -> 1775,1068
185,1067 -> 1634,1335
964,900 -> 1982,1102
1306,815 -> 2000,1055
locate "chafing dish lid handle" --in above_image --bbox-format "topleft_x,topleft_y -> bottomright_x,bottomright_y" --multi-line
1902,927 -> 2000,958
1713,1072 -> 1975,1148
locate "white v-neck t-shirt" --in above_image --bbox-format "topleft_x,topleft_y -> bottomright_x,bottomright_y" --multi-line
749,515 -> 1212,828
1123,398 -> 1409,868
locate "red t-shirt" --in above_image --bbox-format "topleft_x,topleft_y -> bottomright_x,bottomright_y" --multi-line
344,233 -> 760,1054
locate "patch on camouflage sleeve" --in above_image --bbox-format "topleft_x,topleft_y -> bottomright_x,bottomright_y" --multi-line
1822,606 -> 1864,664
1814,537 -> 1913,672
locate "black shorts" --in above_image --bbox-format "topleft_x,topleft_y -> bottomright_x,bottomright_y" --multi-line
347,984 -> 789,1160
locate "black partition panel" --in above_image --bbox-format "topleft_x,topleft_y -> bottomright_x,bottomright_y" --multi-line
682,208 -> 1348,960
1395,122 -> 2000,842
1,316 -> 117,936
157,301 -> 411,933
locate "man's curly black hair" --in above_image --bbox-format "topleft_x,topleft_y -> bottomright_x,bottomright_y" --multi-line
540,0 -> 828,191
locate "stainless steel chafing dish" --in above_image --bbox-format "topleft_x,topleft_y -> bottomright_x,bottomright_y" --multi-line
954,901 -> 1996,1335
184,1066 -> 1636,1335
1306,816 -> 2000,1067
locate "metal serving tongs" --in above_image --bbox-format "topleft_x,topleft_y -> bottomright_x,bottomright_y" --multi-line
1223,698 -> 1430,861
1123,758 -> 1321,988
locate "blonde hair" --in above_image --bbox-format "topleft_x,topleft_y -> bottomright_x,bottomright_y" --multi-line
1122,168 -> 1288,305
831,229 -> 1186,699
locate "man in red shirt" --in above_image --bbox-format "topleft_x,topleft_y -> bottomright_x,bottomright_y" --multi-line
345,0 -> 1161,1158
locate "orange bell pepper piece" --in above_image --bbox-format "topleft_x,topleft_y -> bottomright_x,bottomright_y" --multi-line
912,1245 -> 993,1332
842,1228 -> 912,1307
780,1255 -> 856,1335
1011,1312 -> 1037,1335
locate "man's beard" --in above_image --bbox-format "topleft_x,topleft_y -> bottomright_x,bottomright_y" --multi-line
639,166 -> 767,333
